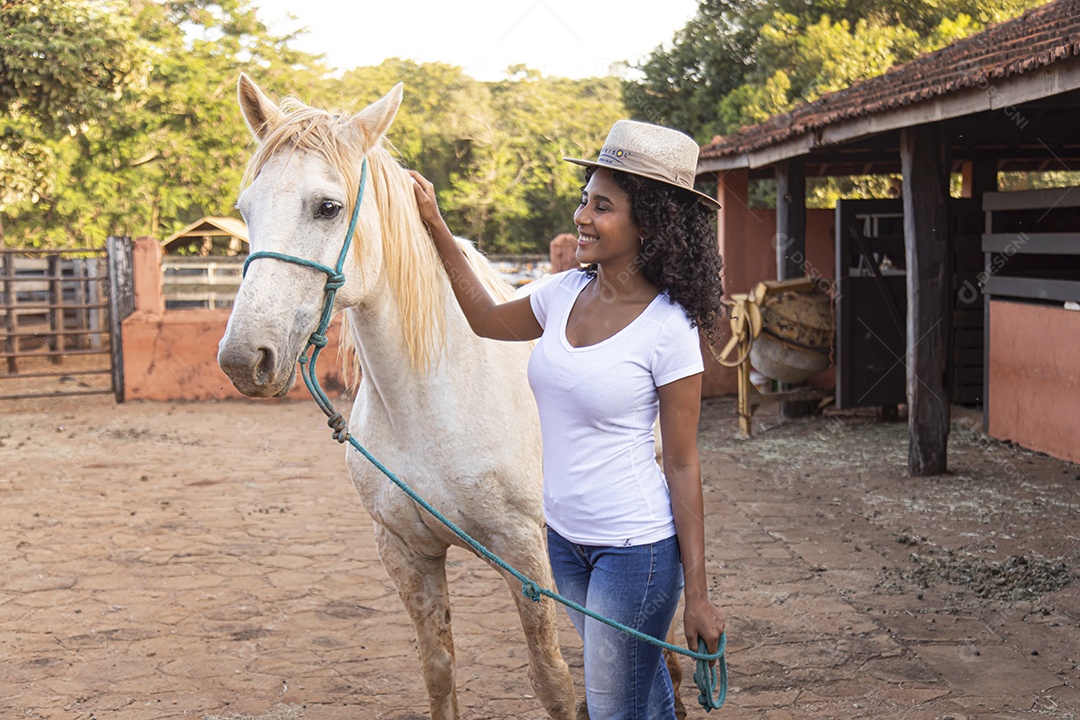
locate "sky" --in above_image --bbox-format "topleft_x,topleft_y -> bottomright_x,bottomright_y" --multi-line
251,0 -> 701,81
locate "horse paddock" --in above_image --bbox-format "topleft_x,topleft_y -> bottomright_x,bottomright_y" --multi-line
1,395 -> 1078,719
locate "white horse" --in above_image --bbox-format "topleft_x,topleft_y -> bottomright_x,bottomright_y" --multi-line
218,75 -> 576,720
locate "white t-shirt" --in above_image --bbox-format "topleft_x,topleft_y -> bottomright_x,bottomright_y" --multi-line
527,270 -> 704,547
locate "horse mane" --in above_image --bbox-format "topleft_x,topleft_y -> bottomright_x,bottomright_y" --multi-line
241,97 -> 514,379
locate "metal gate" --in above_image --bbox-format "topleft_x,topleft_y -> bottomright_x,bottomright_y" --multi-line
0,237 -> 134,401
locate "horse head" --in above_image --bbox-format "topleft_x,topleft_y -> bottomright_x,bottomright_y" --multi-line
218,74 -> 403,397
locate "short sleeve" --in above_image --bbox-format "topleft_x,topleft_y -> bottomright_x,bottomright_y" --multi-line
651,307 -> 705,386
528,281 -> 550,329
526,270 -> 580,330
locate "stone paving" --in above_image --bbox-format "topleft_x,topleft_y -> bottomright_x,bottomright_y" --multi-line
1,395 -> 1077,719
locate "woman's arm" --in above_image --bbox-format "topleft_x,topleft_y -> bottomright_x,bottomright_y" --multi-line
658,373 -> 726,658
410,171 -> 542,342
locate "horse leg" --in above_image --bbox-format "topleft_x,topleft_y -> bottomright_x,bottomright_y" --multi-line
374,524 -> 459,720
488,527 -> 576,720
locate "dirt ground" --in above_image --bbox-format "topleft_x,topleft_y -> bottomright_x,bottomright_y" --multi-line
1,393 -> 1078,720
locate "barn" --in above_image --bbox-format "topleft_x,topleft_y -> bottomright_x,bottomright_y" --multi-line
696,0 -> 1080,471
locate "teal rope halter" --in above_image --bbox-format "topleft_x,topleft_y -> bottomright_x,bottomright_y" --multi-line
242,158 -> 728,712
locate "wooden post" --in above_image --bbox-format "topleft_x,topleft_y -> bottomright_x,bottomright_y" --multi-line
2,253 -> 16,373
900,126 -> 950,476
737,334 -> 753,436
775,157 -> 815,418
47,254 -> 64,363
960,159 -> 997,199
107,236 -> 135,403
72,258 -> 88,349
775,157 -> 806,280
88,258 -> 103,349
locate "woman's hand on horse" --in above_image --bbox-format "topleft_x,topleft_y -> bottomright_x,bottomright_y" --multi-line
683,594 -> 726,664
409,170 -> 444,227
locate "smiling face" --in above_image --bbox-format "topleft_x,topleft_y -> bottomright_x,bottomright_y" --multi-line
573,168 -> 642,269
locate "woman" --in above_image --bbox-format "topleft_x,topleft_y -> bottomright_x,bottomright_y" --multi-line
410,119 -> 726,719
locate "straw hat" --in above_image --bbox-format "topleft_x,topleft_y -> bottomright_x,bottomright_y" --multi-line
565,120 -> 721,210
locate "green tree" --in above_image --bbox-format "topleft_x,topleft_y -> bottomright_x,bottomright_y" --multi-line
328,59 -> 485,192
332,62 -> 624,253
719,10 -> 923,129
627,0 -> 1050,209
622,0 -> 759,142
0,0 -> 146,240
1,5 -> 625,254
442,69 -> 624,253
1,0 -> 327,247
0,0 -> 145,133
626,0 -> 1051,140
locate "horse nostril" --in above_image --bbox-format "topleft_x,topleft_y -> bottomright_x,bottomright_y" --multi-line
254,346 -> 275,385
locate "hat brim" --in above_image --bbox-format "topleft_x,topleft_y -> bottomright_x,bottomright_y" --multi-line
564,156 -> 721,211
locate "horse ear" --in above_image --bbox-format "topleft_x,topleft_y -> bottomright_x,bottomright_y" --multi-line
238,72 -> 284,141
348,83 -> 404,146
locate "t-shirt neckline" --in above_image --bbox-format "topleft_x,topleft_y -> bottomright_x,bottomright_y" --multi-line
559,274 -> 665,352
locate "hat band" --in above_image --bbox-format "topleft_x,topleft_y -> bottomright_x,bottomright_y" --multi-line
594,146 -> 694,189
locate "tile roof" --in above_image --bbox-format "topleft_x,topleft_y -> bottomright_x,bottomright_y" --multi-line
700,0 -> 1080,161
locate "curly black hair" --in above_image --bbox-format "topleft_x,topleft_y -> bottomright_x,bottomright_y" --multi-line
581,166 -> 725,346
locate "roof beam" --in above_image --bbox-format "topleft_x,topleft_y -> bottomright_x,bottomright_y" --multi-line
698,63 -> 1080,174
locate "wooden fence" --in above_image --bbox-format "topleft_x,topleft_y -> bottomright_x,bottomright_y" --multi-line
162,256 -> 244,310
160,253 -> 553,309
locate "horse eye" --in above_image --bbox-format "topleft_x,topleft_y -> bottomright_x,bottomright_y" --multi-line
316,200 -> 342,219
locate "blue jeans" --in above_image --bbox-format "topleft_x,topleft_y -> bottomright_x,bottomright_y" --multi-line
547,528 -> 683,720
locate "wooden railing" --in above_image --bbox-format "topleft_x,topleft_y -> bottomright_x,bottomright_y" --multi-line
982,187 -> 1080,305
162,256 -> 244,309
161,253 -> 554,309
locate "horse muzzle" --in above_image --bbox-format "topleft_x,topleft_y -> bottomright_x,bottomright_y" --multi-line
218,340 -> 297,398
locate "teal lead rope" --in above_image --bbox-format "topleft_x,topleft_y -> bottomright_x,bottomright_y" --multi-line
694,637 -> 728,710
243,159 -> 728,712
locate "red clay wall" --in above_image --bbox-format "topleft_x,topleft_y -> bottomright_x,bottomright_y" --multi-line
988,300 -> 1080,464
121,238 -> 347,402
133,236 -> 164,315
122,310 -> 346,402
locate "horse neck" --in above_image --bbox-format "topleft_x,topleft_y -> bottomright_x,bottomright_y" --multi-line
340,153 -> 515,428
343,273 -> 468,422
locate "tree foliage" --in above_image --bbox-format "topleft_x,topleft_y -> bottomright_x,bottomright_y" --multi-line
626,0 -> 1052,142
3,0 -> 1055,252
622,0 -> 758,141
438,68 -> 623,252
317,62 -> 622,253
0,3 -> 623,253
2,0 -> 328,246
0,0 -> 146,228
0,0 -> 145,132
